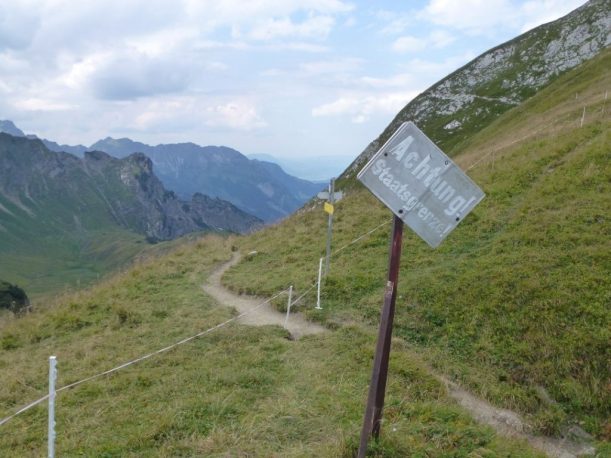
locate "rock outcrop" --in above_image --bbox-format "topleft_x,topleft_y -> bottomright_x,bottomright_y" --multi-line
345,0 -> 610,176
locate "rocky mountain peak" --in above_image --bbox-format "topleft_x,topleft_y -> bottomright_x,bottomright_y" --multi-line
345,0 -> 610,177
0,120 -> 25,137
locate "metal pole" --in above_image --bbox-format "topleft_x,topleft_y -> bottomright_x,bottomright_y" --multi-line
48,356 -> 57,458
284,285 -> 293,328
316,257 -> 323,309
325,178 -> 335,275
358,216 -> 404,457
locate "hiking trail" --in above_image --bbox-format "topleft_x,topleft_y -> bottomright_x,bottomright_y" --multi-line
203,253 -> 595,457
202,252 -> 326,340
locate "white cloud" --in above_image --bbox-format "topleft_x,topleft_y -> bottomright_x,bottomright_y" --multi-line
422,0 -> 586,35
392,29 -> 456,54
429,30 -> 456,48
184,0 -> 353,22
424,0 -> 516,34
14,98 -> 76,111
299,57 -> 363,75
374,10 -> 413,35
266,41 -> 330,53
0,2 -> 40,51
519,0 -> 586,32
392,36 -> 426,53
88,51 -> 194,100
398,52 -> 477,81
359,73 -> 414,88
250,15 -> 335,41
312,91 -> 418,123
207,101 -> 267,130
125,27 -> 200,57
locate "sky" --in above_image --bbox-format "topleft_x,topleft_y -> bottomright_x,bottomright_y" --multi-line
0,0 -> 587,163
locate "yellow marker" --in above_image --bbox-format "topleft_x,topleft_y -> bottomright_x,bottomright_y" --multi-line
324,202 -> 334,215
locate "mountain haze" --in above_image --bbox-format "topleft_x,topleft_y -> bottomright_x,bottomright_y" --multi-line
0,123 -> 323,223
89,138 -> 323,222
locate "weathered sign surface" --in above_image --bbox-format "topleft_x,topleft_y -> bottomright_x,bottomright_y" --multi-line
357,122 -> 484,248
317,191 -> 344,202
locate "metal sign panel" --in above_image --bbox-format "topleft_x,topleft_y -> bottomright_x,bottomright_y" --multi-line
317,191 -> 344,202
324,202 -> 334,215
357,122 -> 484,248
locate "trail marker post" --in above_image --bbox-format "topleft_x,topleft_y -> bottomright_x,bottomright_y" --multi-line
318,179 -> 343,275
284,285 -> 293,328
356,122 -> 484,456
48,356 -> 57,458
316,257 -> 323,310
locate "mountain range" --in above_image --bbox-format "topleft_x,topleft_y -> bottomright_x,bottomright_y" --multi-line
0,121 -> 323,223
0,133 -> 262,294
88,137 -> 323,222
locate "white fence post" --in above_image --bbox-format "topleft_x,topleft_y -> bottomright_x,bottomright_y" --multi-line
580,106 -> 586,127
48,356 -> 57,458
284,285 -> 293,328
316,258 -> 323,310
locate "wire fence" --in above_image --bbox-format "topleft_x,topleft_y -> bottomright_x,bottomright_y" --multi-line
464,90 -> 609,172
0,215 -> 392,430
0,290 -> 287,428
2,89 -> 607,439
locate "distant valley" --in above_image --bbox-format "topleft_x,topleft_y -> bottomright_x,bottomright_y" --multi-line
0,122 -> 324,295
0,132 -> 263,295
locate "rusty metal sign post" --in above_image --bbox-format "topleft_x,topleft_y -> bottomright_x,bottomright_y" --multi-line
356,122 -> 484,456
357,216 -> 403,457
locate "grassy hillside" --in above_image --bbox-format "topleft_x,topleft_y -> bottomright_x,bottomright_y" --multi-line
0,236 -> 540,456
222,48 -> 611,442
0,39 -> 607,458
0,137 -> 231,299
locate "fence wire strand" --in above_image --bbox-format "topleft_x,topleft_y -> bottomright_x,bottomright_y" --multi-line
0,289 -> 287,427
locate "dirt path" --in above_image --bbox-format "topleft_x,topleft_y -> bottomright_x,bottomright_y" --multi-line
204,254 -> 594,457
202,252 -> 326,340
440,376 -> 596,458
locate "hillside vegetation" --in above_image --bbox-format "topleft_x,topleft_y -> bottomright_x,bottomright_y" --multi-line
0,136 -> 261,298
223,49 -> 611,442
0,28 -> 608,458
0,236 -> 540,456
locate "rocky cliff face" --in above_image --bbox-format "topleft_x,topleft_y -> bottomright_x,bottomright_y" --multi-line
0,133 -> 262,241
89,138 -> 323,222
345,0 -> 610,176
0,122 -> 323,223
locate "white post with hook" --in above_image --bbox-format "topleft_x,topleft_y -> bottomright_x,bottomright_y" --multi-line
284,285 -> 293,328
316,258 -> 323,310
48,356 -> 57,458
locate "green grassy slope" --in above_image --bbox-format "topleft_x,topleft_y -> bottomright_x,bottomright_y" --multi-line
223,49 -> 611,441
0,40 -> 607,458
0,139 -> 149,298
0,138 -> 216,299
0,237 -> 540,456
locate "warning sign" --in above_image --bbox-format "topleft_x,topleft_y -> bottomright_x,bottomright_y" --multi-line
358,122 -> 484,248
